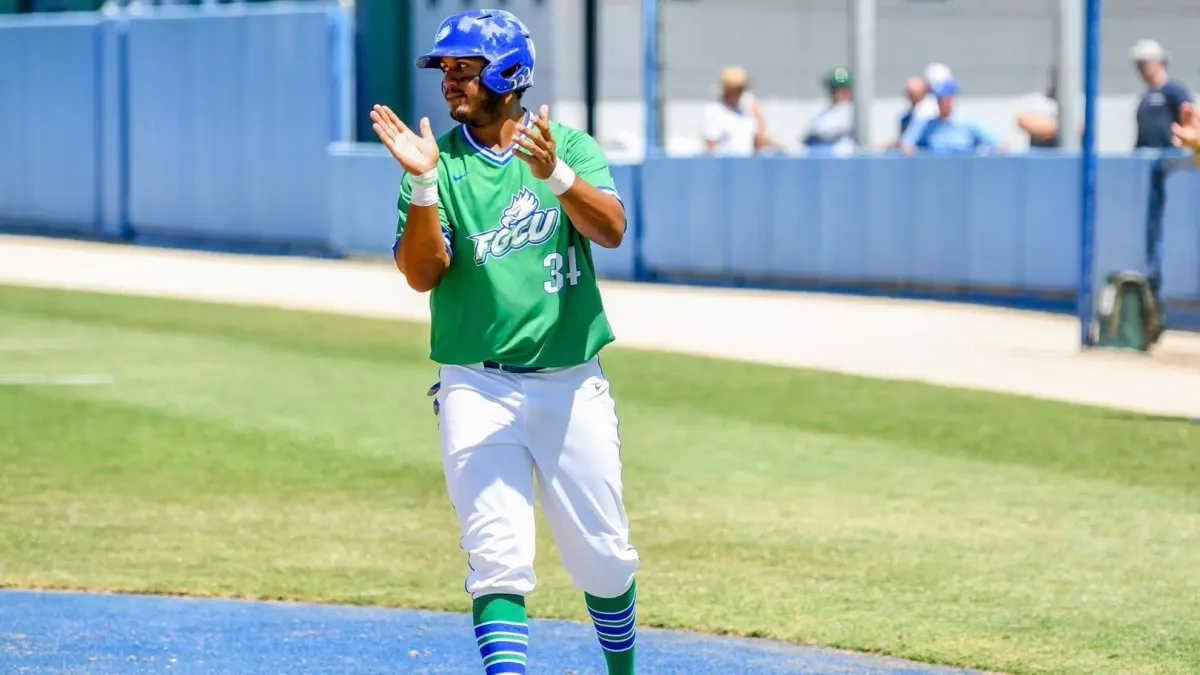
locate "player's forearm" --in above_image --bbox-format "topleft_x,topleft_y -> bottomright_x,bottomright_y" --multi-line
1017,113 -> 1058,141
557,181 -> 625,249
397,205 -> 450,292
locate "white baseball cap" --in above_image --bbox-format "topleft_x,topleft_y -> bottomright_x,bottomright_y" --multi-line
1130,39 -> 1166,63
924,62 -> 953,86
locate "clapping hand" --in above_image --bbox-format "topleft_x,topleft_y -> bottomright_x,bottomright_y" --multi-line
513,105 -> 558,180
371,105 -> 439,176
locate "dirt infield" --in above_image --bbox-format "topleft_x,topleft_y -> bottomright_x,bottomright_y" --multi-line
2,234 -> 1198,418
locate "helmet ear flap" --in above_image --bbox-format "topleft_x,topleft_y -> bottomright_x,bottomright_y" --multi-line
481,47 -> 534,94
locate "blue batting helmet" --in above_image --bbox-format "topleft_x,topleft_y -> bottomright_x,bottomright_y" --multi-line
415,9 -> 536,95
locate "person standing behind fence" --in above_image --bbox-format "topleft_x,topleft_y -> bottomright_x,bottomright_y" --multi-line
702,66 -> 774,156
1131,39 -> 1193,149
802,68 -> 856,156
913,63 -> 953,125
898,76 -> 929,138
1131,39 -> 1192,316
893,63 -> 952,147
898,79 -> 1003,154
1016,67 -> 1080,149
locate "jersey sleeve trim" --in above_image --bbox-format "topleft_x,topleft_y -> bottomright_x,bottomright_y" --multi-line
597,185 -> 624,209
595,185 -> 627,233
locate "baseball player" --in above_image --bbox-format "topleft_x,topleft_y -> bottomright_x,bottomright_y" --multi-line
369,9 -> 639,675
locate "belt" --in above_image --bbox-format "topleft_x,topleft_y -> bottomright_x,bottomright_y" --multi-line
482,361 -> 545,374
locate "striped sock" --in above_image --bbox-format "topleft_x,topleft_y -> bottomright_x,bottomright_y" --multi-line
472,594 -> 529,675
585,579 -> 636,674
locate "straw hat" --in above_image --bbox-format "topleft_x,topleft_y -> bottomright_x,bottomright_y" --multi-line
719,66 -> 749,88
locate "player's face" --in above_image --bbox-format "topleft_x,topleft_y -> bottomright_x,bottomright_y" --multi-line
440,57 -> 508,126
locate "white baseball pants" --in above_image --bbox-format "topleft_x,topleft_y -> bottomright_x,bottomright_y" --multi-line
432,357 -> 639,599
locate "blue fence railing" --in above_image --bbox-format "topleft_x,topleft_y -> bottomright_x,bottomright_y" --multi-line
638,154 -> 1200,303
1,6 -> 1198,321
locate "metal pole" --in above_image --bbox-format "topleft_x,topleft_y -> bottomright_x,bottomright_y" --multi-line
850,0 -> 876,149
642,0 -> 660,155
584,0 -> 598,137
1057,0 -> 1083,150
1078,0 -> 1101,347
655,3 -> 665,148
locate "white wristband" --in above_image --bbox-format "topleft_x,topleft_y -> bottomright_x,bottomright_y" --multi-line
546,159 -> 576,196
410,168 -> 438,207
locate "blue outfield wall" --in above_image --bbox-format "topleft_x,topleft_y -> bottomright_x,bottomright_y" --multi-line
1163,168 -> 1200,301
639,154 -> 1200,303
123,3 -> 351,248
327,143 -> 400,256
0,4 -> 351,249
0,13 -> 108,236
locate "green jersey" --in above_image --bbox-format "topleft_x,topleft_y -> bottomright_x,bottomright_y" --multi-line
396,112 -> 621,368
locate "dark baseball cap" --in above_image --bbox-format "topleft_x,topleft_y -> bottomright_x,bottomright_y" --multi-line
825,68 -> 852,89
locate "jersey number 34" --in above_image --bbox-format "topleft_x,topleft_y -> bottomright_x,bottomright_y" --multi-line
544,246 -> 581,294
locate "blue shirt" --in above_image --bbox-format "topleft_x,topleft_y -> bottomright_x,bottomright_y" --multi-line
901,114 -> 1000,154
1136,78 -> 1192,149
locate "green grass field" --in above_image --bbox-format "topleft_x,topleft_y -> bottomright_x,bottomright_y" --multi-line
2,284 -> 1199,675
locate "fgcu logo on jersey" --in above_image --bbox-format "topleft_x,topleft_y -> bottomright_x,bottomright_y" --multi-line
470,188 -> 560,265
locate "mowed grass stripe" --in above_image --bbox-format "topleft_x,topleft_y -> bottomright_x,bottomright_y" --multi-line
2,284 -> 1199,675
3,284 -> 1195,494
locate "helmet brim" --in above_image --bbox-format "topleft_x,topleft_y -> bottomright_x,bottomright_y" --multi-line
415,47 -> 490,69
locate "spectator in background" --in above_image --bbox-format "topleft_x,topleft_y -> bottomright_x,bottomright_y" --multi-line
898,76 -> 929,138
802,68 -> 856,156
703,66 -> 773,156
899,79 -> 1004,154
916,63 -> 953,119
1016,67 -> 1067,148
1130,39 -> 1193,149
893,63 -> 953,146
1131,39 -> 1191,302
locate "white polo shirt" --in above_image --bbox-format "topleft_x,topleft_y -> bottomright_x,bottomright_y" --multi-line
702,92 -> 759,156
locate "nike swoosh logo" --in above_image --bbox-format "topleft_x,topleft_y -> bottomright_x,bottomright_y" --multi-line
451,173 -> 469,182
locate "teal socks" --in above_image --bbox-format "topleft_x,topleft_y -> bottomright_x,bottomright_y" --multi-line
472,594 -> 530,674
585,579 -> 637,674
